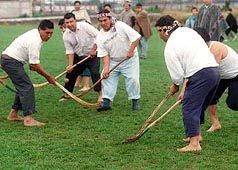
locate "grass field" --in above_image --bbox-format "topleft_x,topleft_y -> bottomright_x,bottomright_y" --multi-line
0,24 -> 238,170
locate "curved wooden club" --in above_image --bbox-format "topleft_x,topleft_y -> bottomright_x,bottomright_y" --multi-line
122,92 -> 173,143
54,81 -> 101,108
78,57 -> 129,97
123,99 -> 181,144
33,55 -> 91,88
0,79 -> 17,93
0,75 -> 9,80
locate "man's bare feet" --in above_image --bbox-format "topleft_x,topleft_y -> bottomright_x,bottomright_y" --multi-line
7,109 -> 24,121
207,125 -> 221,132
178,136 -> 202,152
177,144 -> 202,152
183,136 -> 203,142
23,116 -> 45,127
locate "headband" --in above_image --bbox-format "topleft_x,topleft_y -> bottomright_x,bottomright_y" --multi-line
98,12 -> 112,18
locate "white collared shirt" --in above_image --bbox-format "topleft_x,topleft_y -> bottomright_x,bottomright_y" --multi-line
2,29 -> 42,64
164,27 -> 218,85
63,22 -> 99,56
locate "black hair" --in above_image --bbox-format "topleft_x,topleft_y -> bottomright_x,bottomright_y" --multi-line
74,1 -> 81,5
58,18 -> 65,26
155,15 -> 175,27
38,19 -> 54,30
194,27 -> 211,42
191,6 -> 198,11
104,3 -> 111,9
98,9 -> 111,16
136,3 -> 143,7
64,12 -> 76,20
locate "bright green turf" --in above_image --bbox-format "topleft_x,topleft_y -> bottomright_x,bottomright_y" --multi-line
0,24 -> 238,170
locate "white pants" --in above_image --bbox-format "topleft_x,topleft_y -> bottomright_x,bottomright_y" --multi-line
102,56 -> 140,101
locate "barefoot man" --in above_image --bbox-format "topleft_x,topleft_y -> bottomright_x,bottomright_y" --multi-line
155,15 -> 220,152
194,27 -> 238,132
0,20 -> 55,127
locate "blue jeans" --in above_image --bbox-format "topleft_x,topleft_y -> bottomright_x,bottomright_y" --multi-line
138,37 -> 148,59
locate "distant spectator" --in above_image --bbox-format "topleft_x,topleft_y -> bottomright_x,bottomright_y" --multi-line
119,1 -> 136,27
194,0 -> 229,41
72,1 -> 91,24
104,3 -> 117,18
225,8 -> 237,41
185,6 -> 198,29
134,3 -> 152,59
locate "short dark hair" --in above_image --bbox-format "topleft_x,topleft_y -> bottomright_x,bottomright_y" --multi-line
38,20 -> 54,30
155,15 -> 175,27
136,3 -> 143,7
98,9 -> 111,17
58,18 -> 65,26
191,6 -> 198,11
74,1 -> 81,5
64,12 -> 76,20
194,27 -> 211,42
104,3 -> 111,9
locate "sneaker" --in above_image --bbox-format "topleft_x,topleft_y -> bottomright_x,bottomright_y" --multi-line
132,99 -> 140,110
59,95 -> 69,102
97,98 -> 111,112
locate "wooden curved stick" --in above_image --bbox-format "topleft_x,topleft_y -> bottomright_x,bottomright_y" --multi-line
123,99 -> 181,144
54,81 -> 101,108
0,75 -> 9,80
79,57 -> 129,97
0,79 -> 16,93
123,92 -> 173,143
33,55 -> 91,88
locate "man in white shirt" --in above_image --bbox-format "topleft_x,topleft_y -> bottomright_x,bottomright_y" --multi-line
194,27 -> 238,132
61,13 -> 102,102
1,20 -> 55,127
155,15 -> 220,152
96,9 -> 141,112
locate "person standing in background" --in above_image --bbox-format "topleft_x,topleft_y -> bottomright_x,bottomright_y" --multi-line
225,8 -> 237,41
120,0 -> 136,27
194,0 -> 228,41
134,3 -> 152,60
185,6 -> 198,29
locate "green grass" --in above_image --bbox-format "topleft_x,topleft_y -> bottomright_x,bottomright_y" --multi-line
0,24 -> 238,170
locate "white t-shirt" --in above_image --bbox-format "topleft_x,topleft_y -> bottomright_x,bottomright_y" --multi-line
96,21 -> 141,61
63,22 -> 99,56
164,27 -> 218,85
2,29 -> 42,64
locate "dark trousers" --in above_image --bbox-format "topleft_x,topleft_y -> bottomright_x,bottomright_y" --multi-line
182,67 -> 220,137
64,54 -> 101,93
1,55 -> 36,116
210,75 -> 238,110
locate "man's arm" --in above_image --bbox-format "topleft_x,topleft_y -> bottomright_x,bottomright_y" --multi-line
102,55 -> 110,79
127,38 -> 140,58
29,64 -> 55,84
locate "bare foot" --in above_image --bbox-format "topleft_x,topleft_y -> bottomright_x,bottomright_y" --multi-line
177,144 -> 202,152
183,136 -> 203,143
7,109 -> 24,121
207,125 -> 221,132
24,116 -> 45,127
